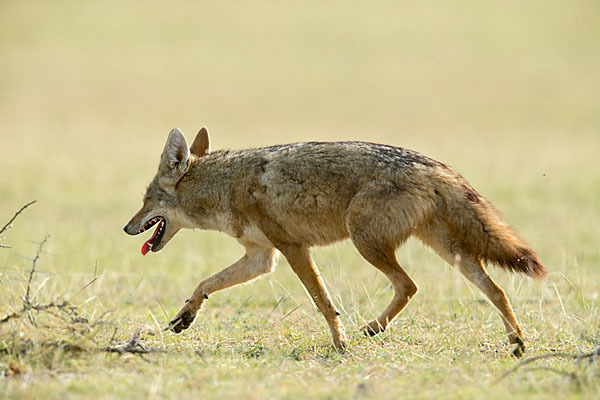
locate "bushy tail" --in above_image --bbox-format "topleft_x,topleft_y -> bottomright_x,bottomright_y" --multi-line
441,179 -> 547,279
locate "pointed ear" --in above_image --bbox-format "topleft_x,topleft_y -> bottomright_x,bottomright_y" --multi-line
190,127 -> 211,156
159,128 -> 190,183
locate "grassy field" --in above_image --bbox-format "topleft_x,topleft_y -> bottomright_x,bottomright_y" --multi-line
1,1 -> 599,398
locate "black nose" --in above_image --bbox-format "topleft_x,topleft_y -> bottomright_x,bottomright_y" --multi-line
123,225 -> 128,233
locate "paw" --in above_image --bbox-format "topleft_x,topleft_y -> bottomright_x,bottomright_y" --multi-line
361,320 -> 385,337
333,333 -> 348,352
165,303 -> 197,333
509,337 -> 525,358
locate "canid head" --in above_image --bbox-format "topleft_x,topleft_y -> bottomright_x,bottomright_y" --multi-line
123,127 -> 211,255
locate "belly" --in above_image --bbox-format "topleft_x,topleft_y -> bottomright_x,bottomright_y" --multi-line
260,190 -> 351,246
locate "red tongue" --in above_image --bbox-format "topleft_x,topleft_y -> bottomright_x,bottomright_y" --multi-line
140,221 -> 162,256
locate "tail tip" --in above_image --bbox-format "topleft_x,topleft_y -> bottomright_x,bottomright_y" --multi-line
518,252 -> 548,279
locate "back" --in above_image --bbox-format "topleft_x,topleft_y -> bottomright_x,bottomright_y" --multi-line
250,141 -> 442,245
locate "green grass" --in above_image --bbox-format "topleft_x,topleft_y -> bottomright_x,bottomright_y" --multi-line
1,0 -> 599,398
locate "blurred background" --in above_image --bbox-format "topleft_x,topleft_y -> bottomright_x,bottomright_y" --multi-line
1,0 -> 598,317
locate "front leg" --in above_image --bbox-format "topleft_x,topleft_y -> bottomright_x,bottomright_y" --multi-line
278,244 -> 347,351
167,244 -> 278,333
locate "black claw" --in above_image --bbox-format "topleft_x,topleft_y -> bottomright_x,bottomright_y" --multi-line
336,340 -> 348,352
165,318 -> 182,333
510,337 -> 525,358
511,347 -> 524,358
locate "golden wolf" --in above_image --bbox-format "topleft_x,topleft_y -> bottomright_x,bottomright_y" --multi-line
124,127 -> 546,357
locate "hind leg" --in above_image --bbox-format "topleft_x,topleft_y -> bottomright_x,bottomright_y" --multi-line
346,187 -> 430,336
352,240 -> 418,336
419,228 -> 525,357
346,191 -> 424,336
347,219 -> 418,335
457,257 -> 525,357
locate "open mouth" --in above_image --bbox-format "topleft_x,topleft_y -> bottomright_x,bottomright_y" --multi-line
137,216 -> 166,255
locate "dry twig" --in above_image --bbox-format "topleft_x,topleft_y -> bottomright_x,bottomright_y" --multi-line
23,235 -> 50,305
0,235 -> 75,326
495,347 -> 600,383
102,329 -> 164,359
0,200 -> 37,248
0,205 -> 161,359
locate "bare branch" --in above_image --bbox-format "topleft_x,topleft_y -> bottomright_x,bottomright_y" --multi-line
0,310 -> 20,324
0,300 -> 69,325
519,366 -> 578,380
24,235 -> 50,304
495,348 -> 600,383
0,200 -> 37,240
0,235 -> 54,325
102,329 -> 164,358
